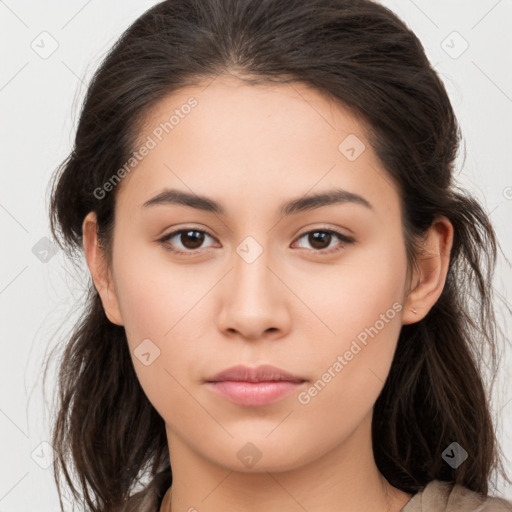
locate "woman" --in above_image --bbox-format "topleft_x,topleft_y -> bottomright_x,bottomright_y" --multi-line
46,0 -> 512,510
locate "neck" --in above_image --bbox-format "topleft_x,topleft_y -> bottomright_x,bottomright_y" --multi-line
161,412 -> 412,512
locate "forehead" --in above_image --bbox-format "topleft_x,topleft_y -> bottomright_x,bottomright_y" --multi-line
115,75 -> 398,217
137,74 -> 367,147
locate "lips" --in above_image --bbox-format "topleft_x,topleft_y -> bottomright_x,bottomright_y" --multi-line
205,364 -> 307,406
206,364 -> 306,384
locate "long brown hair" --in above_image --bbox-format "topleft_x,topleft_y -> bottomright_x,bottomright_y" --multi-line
44,0 -> 510,510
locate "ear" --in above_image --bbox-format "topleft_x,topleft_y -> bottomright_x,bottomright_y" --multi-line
402,215 -> 454,325
82,211 -> 124,326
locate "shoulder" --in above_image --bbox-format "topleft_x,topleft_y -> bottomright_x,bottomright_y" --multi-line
402,480 -> 512,512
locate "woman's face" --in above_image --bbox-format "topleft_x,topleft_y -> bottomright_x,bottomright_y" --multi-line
89,75 -> 415,472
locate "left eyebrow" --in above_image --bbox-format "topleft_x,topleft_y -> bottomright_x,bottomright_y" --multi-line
141,187 -> 373,216
279,188 -> 373,215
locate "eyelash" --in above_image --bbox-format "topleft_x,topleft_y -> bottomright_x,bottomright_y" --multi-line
157,227 -> 355,257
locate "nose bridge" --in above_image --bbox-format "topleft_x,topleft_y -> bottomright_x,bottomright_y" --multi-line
216,230 -> 289,338
231,232 -> 275,302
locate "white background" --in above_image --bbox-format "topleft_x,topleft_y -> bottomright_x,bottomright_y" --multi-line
1,0 -> 511,510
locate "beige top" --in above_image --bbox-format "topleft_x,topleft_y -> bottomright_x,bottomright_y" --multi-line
401,480 -> 512,511
157,480 -> 512,511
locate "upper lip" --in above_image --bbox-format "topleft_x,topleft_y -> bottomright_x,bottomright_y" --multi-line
206,364 -> 306,383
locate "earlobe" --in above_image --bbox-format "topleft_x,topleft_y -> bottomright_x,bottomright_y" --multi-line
402,216 -> 454,325
82,212 -> 124,326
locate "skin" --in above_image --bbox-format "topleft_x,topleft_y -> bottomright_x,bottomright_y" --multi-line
82,73 -> 453,512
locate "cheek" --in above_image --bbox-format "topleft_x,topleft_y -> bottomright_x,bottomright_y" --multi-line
293,291 -> 403,451
291,238 -> 406,415
110,243 -> 213,410
291,233 -> 407,341
112,239 -> 202,340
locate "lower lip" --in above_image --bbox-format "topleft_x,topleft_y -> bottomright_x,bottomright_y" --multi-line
206,380 -> 305,406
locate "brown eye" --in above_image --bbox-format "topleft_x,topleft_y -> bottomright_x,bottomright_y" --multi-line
294,229 -> 354,254
178,230 -> 205,249
158,228 -> 217,255
308,231 -> 332,250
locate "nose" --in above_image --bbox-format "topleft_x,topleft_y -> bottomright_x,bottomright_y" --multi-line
217,244 -> 291,341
